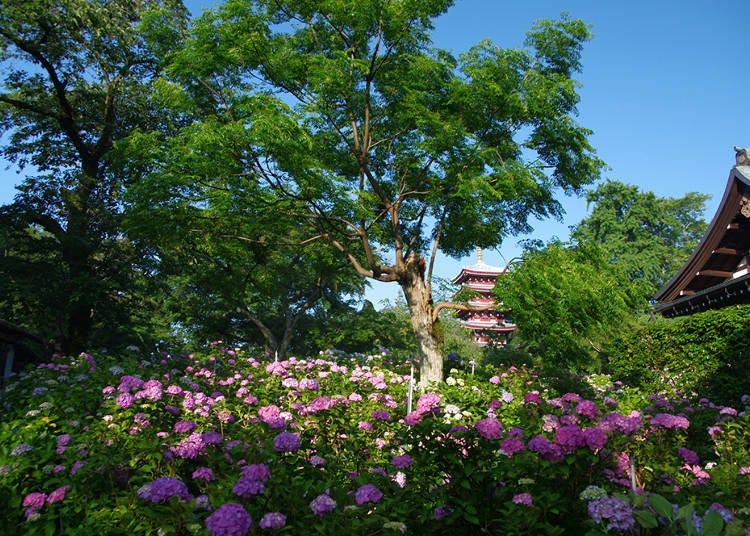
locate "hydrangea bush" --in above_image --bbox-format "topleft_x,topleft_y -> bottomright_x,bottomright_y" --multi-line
1,348 -> 748,534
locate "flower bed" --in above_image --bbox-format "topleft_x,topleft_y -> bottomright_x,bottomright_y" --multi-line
1,348 -> 748,534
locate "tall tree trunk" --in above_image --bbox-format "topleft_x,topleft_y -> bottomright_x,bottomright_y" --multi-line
60,183 -> 97,356
399,254 -> 443,386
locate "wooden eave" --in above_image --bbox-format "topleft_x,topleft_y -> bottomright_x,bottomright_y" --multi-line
0,319 -> 45,346
654,165 -> 750,315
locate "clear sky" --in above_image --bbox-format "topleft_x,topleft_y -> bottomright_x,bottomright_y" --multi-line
1,0 -> 747,306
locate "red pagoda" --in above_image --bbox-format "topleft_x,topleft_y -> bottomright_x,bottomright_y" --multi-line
451,249 -> 516,346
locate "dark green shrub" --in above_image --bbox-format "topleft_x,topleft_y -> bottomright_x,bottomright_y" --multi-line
607,304 -> 750,406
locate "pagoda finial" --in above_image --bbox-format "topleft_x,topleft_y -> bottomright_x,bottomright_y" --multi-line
476,246 -> 484,264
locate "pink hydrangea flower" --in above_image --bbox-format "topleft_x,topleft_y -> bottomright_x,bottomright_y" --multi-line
46,485 -> 71,504
22,492 -> 46,508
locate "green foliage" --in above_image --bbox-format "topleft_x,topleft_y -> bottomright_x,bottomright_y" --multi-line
495,241 -> 647,370
607,304 -> 750,406
297,301 -> 419,360
136,0 -> 604,381
571,180 -> 709,297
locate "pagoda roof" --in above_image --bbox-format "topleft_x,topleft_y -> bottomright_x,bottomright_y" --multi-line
654,153 -> 750,317
451,260 -> 506,284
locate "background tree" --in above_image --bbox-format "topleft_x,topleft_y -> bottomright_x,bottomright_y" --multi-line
298,300 -> 420,360
142,0 -> 604,384
0,0 -> 188,353
135,219 -> 366,360
571,180 -> 709,297
494,241 -> 647,369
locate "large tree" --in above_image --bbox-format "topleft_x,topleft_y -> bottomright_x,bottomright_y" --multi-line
0,0 -> 188,353
571,180 -> 709,297
144,0 -> 604,383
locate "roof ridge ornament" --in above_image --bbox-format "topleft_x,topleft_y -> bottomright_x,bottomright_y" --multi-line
734,146 -> 750,166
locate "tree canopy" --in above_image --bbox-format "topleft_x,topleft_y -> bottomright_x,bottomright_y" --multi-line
571,180 -> 709,297
0,0 -> 188,353
133,0 -> 604,383
494,241 -> 646,368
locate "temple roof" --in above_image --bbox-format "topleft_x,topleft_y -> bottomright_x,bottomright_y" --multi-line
653,150 -> 750,317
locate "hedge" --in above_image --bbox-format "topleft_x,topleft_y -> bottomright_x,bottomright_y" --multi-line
607,304 -> 750,406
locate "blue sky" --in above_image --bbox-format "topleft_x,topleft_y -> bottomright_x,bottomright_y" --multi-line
1,0 -> 747,306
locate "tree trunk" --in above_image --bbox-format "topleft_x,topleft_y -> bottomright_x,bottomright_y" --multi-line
60,188 -> 97,356
399,254 -> 443,387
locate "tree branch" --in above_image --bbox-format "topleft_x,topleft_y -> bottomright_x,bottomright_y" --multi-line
431,301 -> 497,323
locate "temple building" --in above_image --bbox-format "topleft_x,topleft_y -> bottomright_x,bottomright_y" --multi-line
451,249 -> 517,346
654,147 -> 750,317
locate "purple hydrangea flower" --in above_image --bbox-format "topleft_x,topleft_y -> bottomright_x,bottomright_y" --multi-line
259,512 -> 287,529
273,432 -> 300,453
372,410 -> 391,421
192,467 -> 215,481
500,437 -> 526,457
355,483 -> 383,505
174,420 -> 197,434
57,434 -> 72,447
650,413 -> 690,430
147,477 -> 190,503
588,496 -> 635,532
583,426 -> 609,451
309,455 -> 326,467
475,418 -> 503,440
309,493 -> 337,516
11,443 -> 34,456
678,447 -> 700,465
523,391 -> 542,404
116,392 -> 134,409
434,504 -> 452,519
299,378 -> 320,390
555,425 -> 586,453
392,455 -> 414,469
241,463 -> 271,481
118,375 -> 144,392
202,431 -> 223,445
138,379 -> 163,401
171,432 -> 206,459
233,477 -> 265,498
206,503 -> 252,536
194,494 -> 212,511
528,435 -> 565,463
512,493 -> 533,506
705,503 -> 735,524
576,400 -> 600,420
